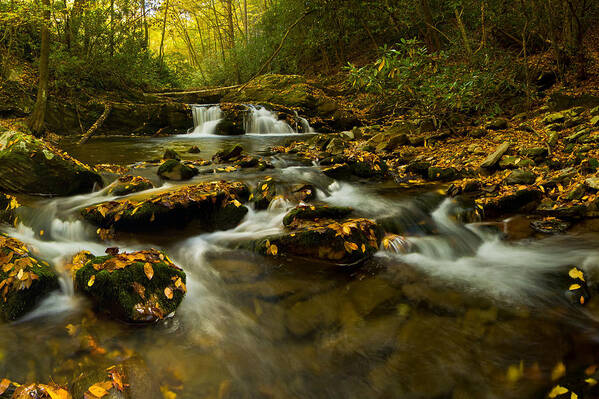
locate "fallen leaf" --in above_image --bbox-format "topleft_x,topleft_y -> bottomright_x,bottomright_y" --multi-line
144,263 -> 154,280
164,287 -> 173,299
0,379 -> 10,395
548,385 -> 569,398
88,275 -> 96,287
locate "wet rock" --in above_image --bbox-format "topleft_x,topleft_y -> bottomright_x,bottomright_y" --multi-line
505,169 -> 536,185
157,159 -> 198,181
107,175 -> 154,196
215,118 -> 245,136
530,219 -> 571,234
246,217 -> 383,265
0,129 -> 103,196
322,163 -> 352,179
480,142 -> 509,169
543,111 -> 567,125
405,161 -> 431,177
482,188 -> 543,217
325,137 -> 349,155
485,118 -> 508,130
586,177 -> 599,190
566,183 -> 586,201
519,147 -> 548,162
212,144 -> 244,163
536,203 -> 587,220
0,193 -> 19,225
282,204 -> 353,227
208,254 -> 265,283
468,127 -> 487,138
427,166 -> 459,181
82,181 -> 250,232
75,249 -> 186,323
0,234 -> 59,321
376,133 -> 408,152
188,145 -> 201,154
498,155 -> 535,169
163,148 -> 181,160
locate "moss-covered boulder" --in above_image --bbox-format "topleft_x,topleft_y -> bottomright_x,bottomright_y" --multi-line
0,234 -> 59,321
75,249 -> 186,323
246,217 -> 383,264
106,175 -> 154,196
82,181 -> 250,232
0,129 -> 103,195
212,144 -> 244,163
0,193 -> 20,225
157,159 -> 198,181
283,204 -> 353,227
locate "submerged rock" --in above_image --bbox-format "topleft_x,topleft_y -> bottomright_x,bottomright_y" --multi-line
0,234 -> 59,321
212,144 -> 244,163
157,159 -> 198,181
82,181 -> 249,232
75,249 -> 186,323
0,129 -> 103,196
282,204 -> 353,226
106,175 -> 154,196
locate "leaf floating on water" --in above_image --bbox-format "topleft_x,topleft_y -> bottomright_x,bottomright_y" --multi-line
144,263 -> 154,280
164,287 -> 174,299
551,362 -> 566,381
585,378 -> 597,386
569,284 -> 581,291
569,268 -> 585,281
0,379 -> 11,395
548,385 -> 569,398
87,381 -> 113,398
88,275 -> 96,287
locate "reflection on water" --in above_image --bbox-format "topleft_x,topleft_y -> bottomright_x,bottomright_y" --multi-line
1,135 -> 599,399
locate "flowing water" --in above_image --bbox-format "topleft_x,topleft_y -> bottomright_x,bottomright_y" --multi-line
2,130 -> 599,398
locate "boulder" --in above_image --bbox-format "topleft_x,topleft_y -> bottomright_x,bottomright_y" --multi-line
0,234 -> 59,321
480,142 -> 509,169
427,166 -> 459,181
322,163 -> 352,179
481,188 -> 543,217
498,155 -> 535,169
106,175 -> 154,196
505,169 -> 537,185
542,112 -> 566,125
157,159 -> 198,181
188,145 -> 201,154
282,204 -> 353,226
0,129 -> 103,196
75,249 -> 186,323
245,214 -> 383,264
82,181 -> 250,232
212,144 -> 244,163
162,148 -> 181,160
485,118 -> 508,130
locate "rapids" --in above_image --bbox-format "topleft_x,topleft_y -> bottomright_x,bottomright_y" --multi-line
1,132 -> 599,399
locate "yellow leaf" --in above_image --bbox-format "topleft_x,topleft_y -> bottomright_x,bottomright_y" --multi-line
232,199 -> 242,207
569,268 -> 585,281
344,242 -> 358,253
39,230 -> 44,236
571,393 -> 578,399
88,275 -> 95,287
548,385 -> 569,398
261,184 -> 268,191
569,284 -> 581,291
361,244 -> 366,253
585,378 -> 597,386
506,361 -> 524,382
551,362 -> 566,381
164,287 -> 173,299
144,263 -> 154,280
377,58 -> 385,71
88,381 -> 112,398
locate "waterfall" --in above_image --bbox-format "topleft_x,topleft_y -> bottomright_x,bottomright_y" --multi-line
244,105 -> 295,134
189,105 -> 223,136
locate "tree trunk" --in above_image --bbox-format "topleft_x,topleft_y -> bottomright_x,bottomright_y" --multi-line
419,0 -> 440,51
109,0 -> 115,57
142,0 -> 149,50
243,0 -> 248,44
78,103 -> 112,145
225,0 -> 235,47
159,0 -> 170,65
28,0 -> 50,137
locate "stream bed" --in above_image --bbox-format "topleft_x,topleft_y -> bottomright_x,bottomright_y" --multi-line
2,133 -> 599,399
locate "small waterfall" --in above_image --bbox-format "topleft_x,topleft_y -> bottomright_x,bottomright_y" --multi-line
189,105 -> 223,136
244,106 -> 295,134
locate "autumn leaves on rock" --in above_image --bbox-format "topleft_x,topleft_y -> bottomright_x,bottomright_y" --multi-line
0,234 -> 58,321
74,249 -> 186,323
0,129 -> 103,196
82,181 -> 250,232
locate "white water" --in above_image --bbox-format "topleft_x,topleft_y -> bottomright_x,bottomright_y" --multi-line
188,105 -> 223,136
186,104 -> 314,136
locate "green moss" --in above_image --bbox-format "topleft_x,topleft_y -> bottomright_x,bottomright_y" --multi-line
75,254 -> 186,323
283,205 -> 353,226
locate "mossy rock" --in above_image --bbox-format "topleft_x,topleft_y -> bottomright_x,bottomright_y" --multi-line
283,204 -> 353,227
245,218 -> 383,264
212,144 -> 244,163
322,163 -> 352,179
163,148 -> 181,160
251,177 -> 278,210
157,159 -> 198,181
107,175 -> 154,196
0,234 -> 59,321
74,249 -> 186,323
427,166 -> 460,182
0,193 -> 19,225
0,129 -> 103,196
82,181 -> 249,232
